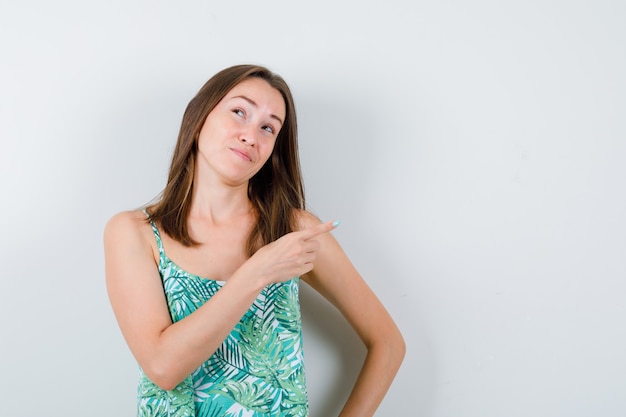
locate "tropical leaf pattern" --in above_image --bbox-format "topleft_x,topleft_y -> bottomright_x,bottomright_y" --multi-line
137,220 -> 309,417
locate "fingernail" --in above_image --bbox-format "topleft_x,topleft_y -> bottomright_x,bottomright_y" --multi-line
332,220 -> 341,227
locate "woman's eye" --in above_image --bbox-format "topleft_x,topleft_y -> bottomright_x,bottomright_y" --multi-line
233,109 -> 245,117
263,125 -> 274,134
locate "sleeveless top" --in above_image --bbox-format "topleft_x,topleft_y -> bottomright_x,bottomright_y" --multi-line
137,218 -> 309,417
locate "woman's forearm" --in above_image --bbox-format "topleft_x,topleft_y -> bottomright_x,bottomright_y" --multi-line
338,333 -> 406,417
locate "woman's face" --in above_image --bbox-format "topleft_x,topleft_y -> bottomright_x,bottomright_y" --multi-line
196,77 -> 286,186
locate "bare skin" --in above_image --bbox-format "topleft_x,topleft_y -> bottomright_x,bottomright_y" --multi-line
104,77 -> 405,416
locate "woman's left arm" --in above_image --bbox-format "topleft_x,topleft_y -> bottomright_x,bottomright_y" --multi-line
300,213 -> 406,417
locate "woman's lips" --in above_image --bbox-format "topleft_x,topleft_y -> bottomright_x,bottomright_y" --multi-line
230,147 -> 252,161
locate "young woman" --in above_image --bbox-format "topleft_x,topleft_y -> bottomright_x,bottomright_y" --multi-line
104,64 -> 405,417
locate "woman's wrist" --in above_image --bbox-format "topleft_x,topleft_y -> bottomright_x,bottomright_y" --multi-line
229,258 -> 269,293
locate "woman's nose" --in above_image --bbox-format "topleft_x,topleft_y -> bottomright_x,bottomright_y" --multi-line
239,125 -> 258,146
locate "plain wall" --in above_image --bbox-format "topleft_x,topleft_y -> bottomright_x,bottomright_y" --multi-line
1,1 -> 625,416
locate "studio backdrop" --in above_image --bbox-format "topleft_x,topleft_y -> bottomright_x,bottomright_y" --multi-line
1,1 -> 625,416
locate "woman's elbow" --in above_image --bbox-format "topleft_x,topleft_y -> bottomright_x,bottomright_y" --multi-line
142,362 -> 185,391
389,329 -> 406,369
367,326 -> 406,371
153,378 -> 180,392
395,332 -> 406,366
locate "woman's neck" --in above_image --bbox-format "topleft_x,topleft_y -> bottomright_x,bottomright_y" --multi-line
189,175 -> 253,226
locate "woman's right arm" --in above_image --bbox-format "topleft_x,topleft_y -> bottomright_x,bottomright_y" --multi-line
104,211 -> 335,390
104,211 -> 267,390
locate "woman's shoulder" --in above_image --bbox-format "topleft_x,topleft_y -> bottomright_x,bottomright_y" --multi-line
104,209 -> 153,245
293,209 -> 323,231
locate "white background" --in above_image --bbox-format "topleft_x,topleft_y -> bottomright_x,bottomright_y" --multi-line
1,1 -> 625,416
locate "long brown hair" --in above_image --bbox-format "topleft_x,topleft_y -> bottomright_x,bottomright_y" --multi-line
147,64 -> 304,256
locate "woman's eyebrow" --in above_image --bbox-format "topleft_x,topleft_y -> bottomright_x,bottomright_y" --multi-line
232,95 -> 284,126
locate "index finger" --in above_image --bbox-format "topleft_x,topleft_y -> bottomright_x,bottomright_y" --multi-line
300,220 -> 340,240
